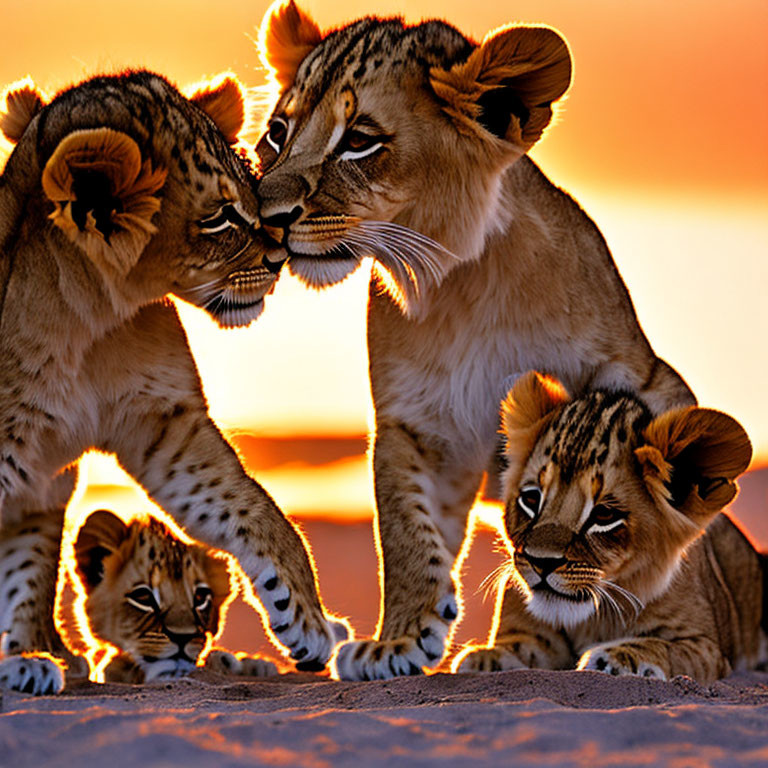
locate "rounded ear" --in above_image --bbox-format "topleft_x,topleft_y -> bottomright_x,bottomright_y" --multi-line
42,128 -> 167,274
501,371 -> 570,477
74,510 -> 130,591
635,407 -> 752,526
258,0 -> 323,90
188,74 -> 245,145
430,25 -> 571,149
1,78 -> 47,143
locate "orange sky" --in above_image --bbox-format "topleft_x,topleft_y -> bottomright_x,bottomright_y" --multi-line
2,0 -> 767,458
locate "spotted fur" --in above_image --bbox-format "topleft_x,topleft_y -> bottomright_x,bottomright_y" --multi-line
455,372 -> 766,683
0,70 -> 341,694
254,3 -> 695,680
73,511 -> 277,682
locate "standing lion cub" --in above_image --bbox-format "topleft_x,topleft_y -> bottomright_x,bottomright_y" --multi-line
251,2 -> 696,679
0,70 -> 346,694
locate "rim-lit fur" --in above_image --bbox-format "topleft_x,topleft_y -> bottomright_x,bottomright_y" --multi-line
455,372 -> 764,683
255,3 -> 697,681
0,69 -> 342,694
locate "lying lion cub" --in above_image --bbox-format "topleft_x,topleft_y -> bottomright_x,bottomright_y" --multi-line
455,372 -> 766,683
73,510 -> 277,683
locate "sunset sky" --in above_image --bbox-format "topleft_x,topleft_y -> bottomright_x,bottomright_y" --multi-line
2,0 -> 767,462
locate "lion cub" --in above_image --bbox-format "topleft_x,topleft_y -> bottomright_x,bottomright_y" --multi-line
455,372 -> 766,683
254,2 -> 697,680
73,510 -> 277,683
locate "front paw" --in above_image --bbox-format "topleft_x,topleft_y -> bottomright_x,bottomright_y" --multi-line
205,649 -> 279,677
578,645 -> 666,679
255,565 -> 348,671
452,646 -> 529,673
332,622 -> 450,682
0,654 -> 65,695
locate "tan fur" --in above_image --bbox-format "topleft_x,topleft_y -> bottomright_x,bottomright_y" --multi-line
0,79 -> 46,143
74,511 -> 277,682
429,25 -> 571,147
455,373 -> 765,683
0,70 -> 342,695
185,75 -> 245,145
253,5 -> 696,681
259,0 -> 323,90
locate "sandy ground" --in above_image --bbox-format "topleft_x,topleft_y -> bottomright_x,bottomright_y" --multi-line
2,668 -> 767,767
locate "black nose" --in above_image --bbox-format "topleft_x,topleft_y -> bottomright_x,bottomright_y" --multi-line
261,205 -> 304,230
524,554 -> 566,579
165,628 -> 202,651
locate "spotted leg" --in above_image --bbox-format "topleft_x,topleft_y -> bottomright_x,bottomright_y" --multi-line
332,422 -> 482,680
100,304 -> 345,670
578,635 -> 729,681
0,503 -> 86,695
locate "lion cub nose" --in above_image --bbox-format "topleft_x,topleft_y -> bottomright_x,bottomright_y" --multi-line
524,553 -> 567,579
261,205 -> 304,231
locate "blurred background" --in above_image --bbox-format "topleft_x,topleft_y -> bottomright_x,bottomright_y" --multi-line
3,0 -> 766,659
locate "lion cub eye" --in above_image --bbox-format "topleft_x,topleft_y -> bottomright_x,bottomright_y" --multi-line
197,203 -> 254,234
517,486 -> 542,518
194,585 -> 213,611
265,117 -> 288,154
126,585 -> 158,612
338,129 -> 384,161
586,504 -> 627,534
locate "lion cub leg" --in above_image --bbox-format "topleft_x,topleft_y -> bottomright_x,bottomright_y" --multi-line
118,411 -> 346,670
0,509 -> 71,694
454,582 -> 573,673
99,305 -> 345,671
333,423 -> 481,680
578,634 -> 730,681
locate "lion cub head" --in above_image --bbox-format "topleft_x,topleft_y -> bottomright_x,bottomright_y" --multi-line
499,372 -> 752,629
74,511 -> 233,681
1,71 -> 278,327
253,2 -> 571,292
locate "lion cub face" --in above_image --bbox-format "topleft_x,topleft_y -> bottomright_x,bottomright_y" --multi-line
74,511 -> 232,681
2,72 -> 278,328
500,373 -> 751,629
254,2 -> 571,287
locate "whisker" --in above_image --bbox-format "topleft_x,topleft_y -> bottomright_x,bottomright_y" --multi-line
603,580 -> 644,617
478,559 -> 516,602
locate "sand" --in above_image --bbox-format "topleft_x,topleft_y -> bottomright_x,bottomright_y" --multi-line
2,668 -> 767,767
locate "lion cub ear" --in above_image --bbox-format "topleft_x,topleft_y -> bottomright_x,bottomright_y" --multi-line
259,0 -> 323,89
430,25 -> 571,150
42,128 -> 167,275
188,74 -> 245,145
1,78 -> 47,143
501,371 -> 570,477
636,408 -> 752,527
74,510 -> 131,591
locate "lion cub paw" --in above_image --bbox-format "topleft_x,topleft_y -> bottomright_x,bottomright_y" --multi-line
453,646 -> 529,673
332,620 -> 450,681
578,645 -> 666,680
255,565 -> 346,671
0,654 -> 65,695
205,649 -> 279,677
